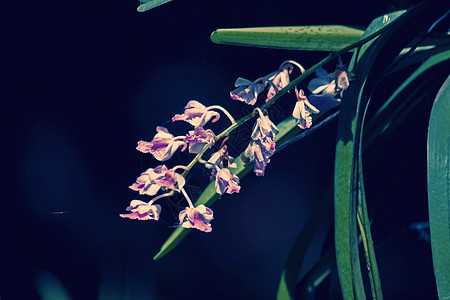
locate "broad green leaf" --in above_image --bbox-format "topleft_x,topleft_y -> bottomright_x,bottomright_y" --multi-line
428,75 -> 450,300
137,0 -> 172,12
211,26 -> 364,51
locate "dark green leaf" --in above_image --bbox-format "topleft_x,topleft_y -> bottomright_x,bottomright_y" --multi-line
428,75 -> 450,299
335,3 -> 445,299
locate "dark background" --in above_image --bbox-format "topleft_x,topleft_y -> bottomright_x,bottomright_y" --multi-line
3,0 -> 437,299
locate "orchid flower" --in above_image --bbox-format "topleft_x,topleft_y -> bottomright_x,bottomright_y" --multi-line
172,100 -> 220,127
292,87 -> 320,129
244,137 -> 276,176
230,60 -> 305,104
201,138 -> 237,180
179,204 -> 214,232
251,108 -> 279,141
215,166 -> 241,195
205,138 -> 236,169
136,126 -> 186,161
266,63 -> 293,101
230,75 -> 275,105
120,200 -> 161,221
307,65 -> 351,110
206,147 -> 236,170
172,100 -> 236,127
243,108 -> 279,176
129,165 -> 186,196
184,126 -> 216,154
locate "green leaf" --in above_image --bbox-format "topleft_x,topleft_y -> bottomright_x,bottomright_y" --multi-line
428,75 -> 450,300
137,0 -> 172,12
210,26 -> 364,51
334,82 -> 366,300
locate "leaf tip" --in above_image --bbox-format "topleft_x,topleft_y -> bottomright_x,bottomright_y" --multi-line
153,251 -> 163,261
210,30 -> 220,44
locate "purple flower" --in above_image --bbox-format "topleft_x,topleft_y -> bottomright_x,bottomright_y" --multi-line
184,127 -> 216,154
136,127 -> 186,161
207,147 -> 236,170
179,204 -> 214,232
266,63 -> 293,101
172,100 -> 220,127
243,111 -> 278,176
204,141 -> 237,180
120,200 -> 161,221
292,88 -> 320,129
231,62 -> 299,104
129,165 -> 185,196
230,77 -> 269,105
244,137 -> 276,176
307,67 -> 350,110
335,69 -> 350,94
215,167 -> 241,195
251,112 -> 279,141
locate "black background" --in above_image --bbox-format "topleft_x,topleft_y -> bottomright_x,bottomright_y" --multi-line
3,0 -> 437,299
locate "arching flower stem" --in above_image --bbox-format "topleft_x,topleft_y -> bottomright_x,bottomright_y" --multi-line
172,165 -> 189,173
253,107 -> 266,119
173,136 -> 187,141
181,188 -> 195,208
149,191 -> 174,205
206,105 -> 236,125
280,60 -> 306,73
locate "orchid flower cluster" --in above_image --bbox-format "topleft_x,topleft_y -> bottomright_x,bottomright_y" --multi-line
121,59 -> 350,232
